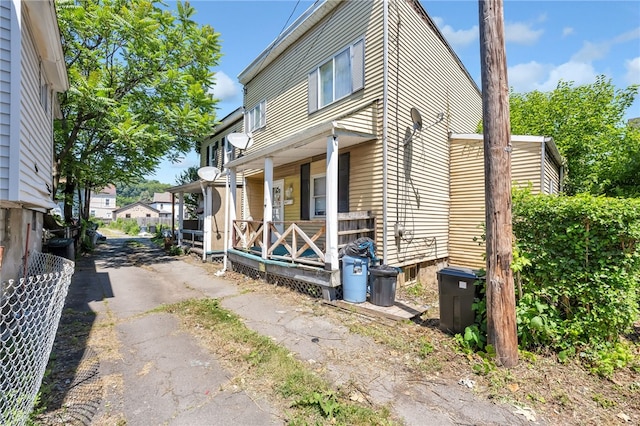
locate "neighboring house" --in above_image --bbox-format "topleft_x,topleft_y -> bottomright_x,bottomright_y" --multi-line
149,192 -> 187,219
113,202 -> 161,220
0,1 -> 69,281
89,184 -> 117,221
169,108 -> 244,259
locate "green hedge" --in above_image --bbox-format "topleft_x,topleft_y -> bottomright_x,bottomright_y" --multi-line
512,191 -> 640,352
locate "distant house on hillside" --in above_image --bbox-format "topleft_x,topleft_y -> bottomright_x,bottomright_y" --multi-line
89,185 -> 117,221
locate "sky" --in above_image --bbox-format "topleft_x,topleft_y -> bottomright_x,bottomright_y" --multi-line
146,0 -> 640,184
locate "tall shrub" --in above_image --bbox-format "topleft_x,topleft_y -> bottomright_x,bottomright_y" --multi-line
512,191 -> 640,351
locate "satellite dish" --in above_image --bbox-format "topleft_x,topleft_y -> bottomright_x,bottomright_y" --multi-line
197,166 -> 220,182
227,132 -> 253,150
410,107 -> 423,131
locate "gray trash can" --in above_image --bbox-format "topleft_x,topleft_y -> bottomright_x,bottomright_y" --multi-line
437,266 -> 480,334
369,265 -> 399,307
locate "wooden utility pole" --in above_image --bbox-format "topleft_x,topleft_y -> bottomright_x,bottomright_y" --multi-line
478,0 -> 518,367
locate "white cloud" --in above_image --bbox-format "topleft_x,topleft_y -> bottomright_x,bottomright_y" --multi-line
508,61 -> 549,92
540,62 -> 597,90
210,71 -> 240,101
508,60 -> 597,93
504,22 -> 543,45
571,41 -> 609,63
562,27 -> 574,37
433,16 -> 478,48
625,57 -> 640,85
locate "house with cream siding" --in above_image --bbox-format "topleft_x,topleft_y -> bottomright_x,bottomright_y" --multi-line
113,202 -> 161,220
0,1 -> 69,281
168,108 -> 245,260
205,0 -> 482,297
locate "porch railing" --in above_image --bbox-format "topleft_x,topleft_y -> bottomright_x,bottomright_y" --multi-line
232,213 -> 376,268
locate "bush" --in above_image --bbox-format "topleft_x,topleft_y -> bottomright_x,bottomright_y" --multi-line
108,218 -> 140,235
512,191 -> 640,352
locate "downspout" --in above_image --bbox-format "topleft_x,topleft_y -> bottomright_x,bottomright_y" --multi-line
382,0 -> 389,264
216,138 -> 231,276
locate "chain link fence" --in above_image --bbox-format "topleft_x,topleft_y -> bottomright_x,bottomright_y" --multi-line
1,251 -> 75,425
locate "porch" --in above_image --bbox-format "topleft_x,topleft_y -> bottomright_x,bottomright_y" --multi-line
228,212 -> 376,300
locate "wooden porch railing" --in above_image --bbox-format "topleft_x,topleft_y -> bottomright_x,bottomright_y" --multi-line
232,213 -> 376,268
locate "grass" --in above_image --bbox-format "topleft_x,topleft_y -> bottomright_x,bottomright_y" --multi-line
156,298 -> 398,425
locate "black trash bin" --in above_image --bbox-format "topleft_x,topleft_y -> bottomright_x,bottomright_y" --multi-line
44,238 -> 75,260
369,265 -> 399,307
437,266 -> 480,334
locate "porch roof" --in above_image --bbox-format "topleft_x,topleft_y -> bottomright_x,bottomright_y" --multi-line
225,120 -> 376,171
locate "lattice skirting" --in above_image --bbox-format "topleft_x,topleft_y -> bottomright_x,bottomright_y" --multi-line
231,262 -> 343,300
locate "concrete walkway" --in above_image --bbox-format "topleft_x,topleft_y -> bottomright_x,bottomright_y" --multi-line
56,236 -> 537,425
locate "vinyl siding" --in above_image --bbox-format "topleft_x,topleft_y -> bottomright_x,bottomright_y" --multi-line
449,138 -> 556,268
383,0 -> 482,267
237,0 -> 483,269
241,0 -> 379,152
543,153 -> 561,194
19,14 -> 54,207
0,1 -> 14,201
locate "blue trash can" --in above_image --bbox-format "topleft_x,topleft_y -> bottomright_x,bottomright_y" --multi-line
341,255 -> 369,303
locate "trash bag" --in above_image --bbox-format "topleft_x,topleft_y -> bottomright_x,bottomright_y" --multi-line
339,237 -> 377,262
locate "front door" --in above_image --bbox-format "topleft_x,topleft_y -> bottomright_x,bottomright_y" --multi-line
272,179 -> 285,242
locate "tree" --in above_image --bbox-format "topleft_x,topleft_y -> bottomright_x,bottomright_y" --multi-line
116,179 -> 171,206
55,0 -> 222,222
507,76 -> 639,195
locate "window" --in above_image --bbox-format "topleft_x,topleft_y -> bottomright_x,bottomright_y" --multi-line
246,100 -> 266,132
125,214 -> 131,218
300,153 -> 349,220
105,199 -> 110,206
311,174 -> 326,217
308,38 -> 364,113
90,210 -> 96,217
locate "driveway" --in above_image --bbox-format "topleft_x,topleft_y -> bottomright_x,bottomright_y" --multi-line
38,235 -> 535,425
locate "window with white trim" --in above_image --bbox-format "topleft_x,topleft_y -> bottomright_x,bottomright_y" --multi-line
311,174 -> 326,217
308,38 -> 365,113
246,100 -> 266,132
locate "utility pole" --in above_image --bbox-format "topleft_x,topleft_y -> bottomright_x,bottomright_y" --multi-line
478,0 -> 518,367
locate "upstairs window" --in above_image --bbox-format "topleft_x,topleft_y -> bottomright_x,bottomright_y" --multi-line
246,100 -> 266,132
205,140 -> 220,167
308,38 -> 365,113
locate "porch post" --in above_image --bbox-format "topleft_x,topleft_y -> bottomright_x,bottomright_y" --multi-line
263,156 -> 274,259
228,168 -> 237,253
326,135 -> 339,271
203,185 -> 213,261
178,191 -> 184,245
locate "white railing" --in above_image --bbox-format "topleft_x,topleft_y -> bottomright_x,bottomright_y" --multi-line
1,251 -> 75,425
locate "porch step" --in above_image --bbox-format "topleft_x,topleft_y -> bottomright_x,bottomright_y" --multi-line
324,299 -> 430,322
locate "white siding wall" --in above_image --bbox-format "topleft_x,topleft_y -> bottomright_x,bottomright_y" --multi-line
19,10 -> 54,208
0,1 -> 16,201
